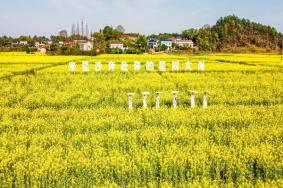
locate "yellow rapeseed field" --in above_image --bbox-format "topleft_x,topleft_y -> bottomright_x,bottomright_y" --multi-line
0,52 -> 282,187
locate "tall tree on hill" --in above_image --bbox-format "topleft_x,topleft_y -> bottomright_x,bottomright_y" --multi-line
116,25 -> 125,33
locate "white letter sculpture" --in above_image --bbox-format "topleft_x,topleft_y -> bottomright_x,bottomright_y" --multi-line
108,62 -> 115,72
198,61 -> 205,72
155,92 -> 162,108
172,91 -> 178,108
203,91 -> 208,108
134,61 -> 141,73
121,62 -> 128,72
146,61 -> 154,72
69,62 -> 76,72
142,92 -> 150,108
82,61 -> 89,73
159,61 -> 166,72
185,62 -> 192,72
95,62 -> 102,72
172,61 -> 179,72
127,93 -> 134,110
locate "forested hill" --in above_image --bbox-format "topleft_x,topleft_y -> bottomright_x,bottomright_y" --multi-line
182,15 -> 283,52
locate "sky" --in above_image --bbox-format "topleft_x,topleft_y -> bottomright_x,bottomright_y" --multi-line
0,0 -> 282,37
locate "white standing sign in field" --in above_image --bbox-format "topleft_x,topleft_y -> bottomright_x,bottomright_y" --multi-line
69,62 -> 76,72
155,92 -> 162,108
159,61 -> 166,72
127,93 -> 134,110
142,92 -> 150,108
82,61 -> 89,73
95,62 -> 102,72
108,62 -> 115,72
203,91 -> 208,108
172,91 -> 178,108
126,90 -> 209,109
191,91 -> 197,108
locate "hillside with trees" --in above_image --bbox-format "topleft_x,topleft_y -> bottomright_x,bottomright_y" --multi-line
181,15 -> 283,52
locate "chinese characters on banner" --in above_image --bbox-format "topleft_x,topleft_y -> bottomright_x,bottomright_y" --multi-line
69,61 -> 206,73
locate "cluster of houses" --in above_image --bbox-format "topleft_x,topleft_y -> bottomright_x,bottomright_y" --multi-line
11,33 -> 194,53
11,39 -> 93,53
148,38 -> 194,50
109,36 -> 194,52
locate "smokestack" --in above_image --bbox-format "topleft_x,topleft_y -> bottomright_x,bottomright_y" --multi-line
81,19 -> 84,37
86,23 -> 89,38
76,22 -> 80,35
71,23 -> 76,36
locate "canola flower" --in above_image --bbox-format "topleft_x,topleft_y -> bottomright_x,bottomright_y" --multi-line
0,52 -> 282,187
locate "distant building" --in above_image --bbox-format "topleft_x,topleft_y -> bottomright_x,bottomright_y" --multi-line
12,41 -> 19,46
160,39 -> 173,48
19,41 -> 28,45
148,38 -> 158,48
176,40 -> 194,48
74,40 -> 87,44
123,33 -> 138,41
80,41 -> 93,51
35,42 -> 45,48
59,30 -> 68,38
38,48 -> 47,53
167,38 -> 181,43
58,41 -> 64,46
109,42 -> 124,50
45,41 -> 52,45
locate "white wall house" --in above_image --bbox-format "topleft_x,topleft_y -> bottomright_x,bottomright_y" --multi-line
19,41 -> 28,45
110,42 -> 124,50
160,40 -> 173,48
38,48 -> 47,53
148,38 -> 158,48
177,40 -> 194,48
80,41 -> 93,51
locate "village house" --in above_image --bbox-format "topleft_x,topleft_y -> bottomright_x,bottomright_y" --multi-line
123,33 -> 138,41
35,42 -> 45,48
19,41 -> 28,45
160,39 -> 173,48
74,39 -> 87,44
176,40 -> 194,48
148,38 -> 158,48
34,42 -> 47,53
11,41 -> 19,46
58,41 -> 72,47
109,42 -> 124,50
80,41 -> 93,51
38,47 -> 47,53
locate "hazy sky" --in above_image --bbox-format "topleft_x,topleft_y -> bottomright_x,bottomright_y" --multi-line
0,0 -> 282,37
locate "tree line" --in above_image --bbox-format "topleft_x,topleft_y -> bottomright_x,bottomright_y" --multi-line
0,15 -> 282,54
